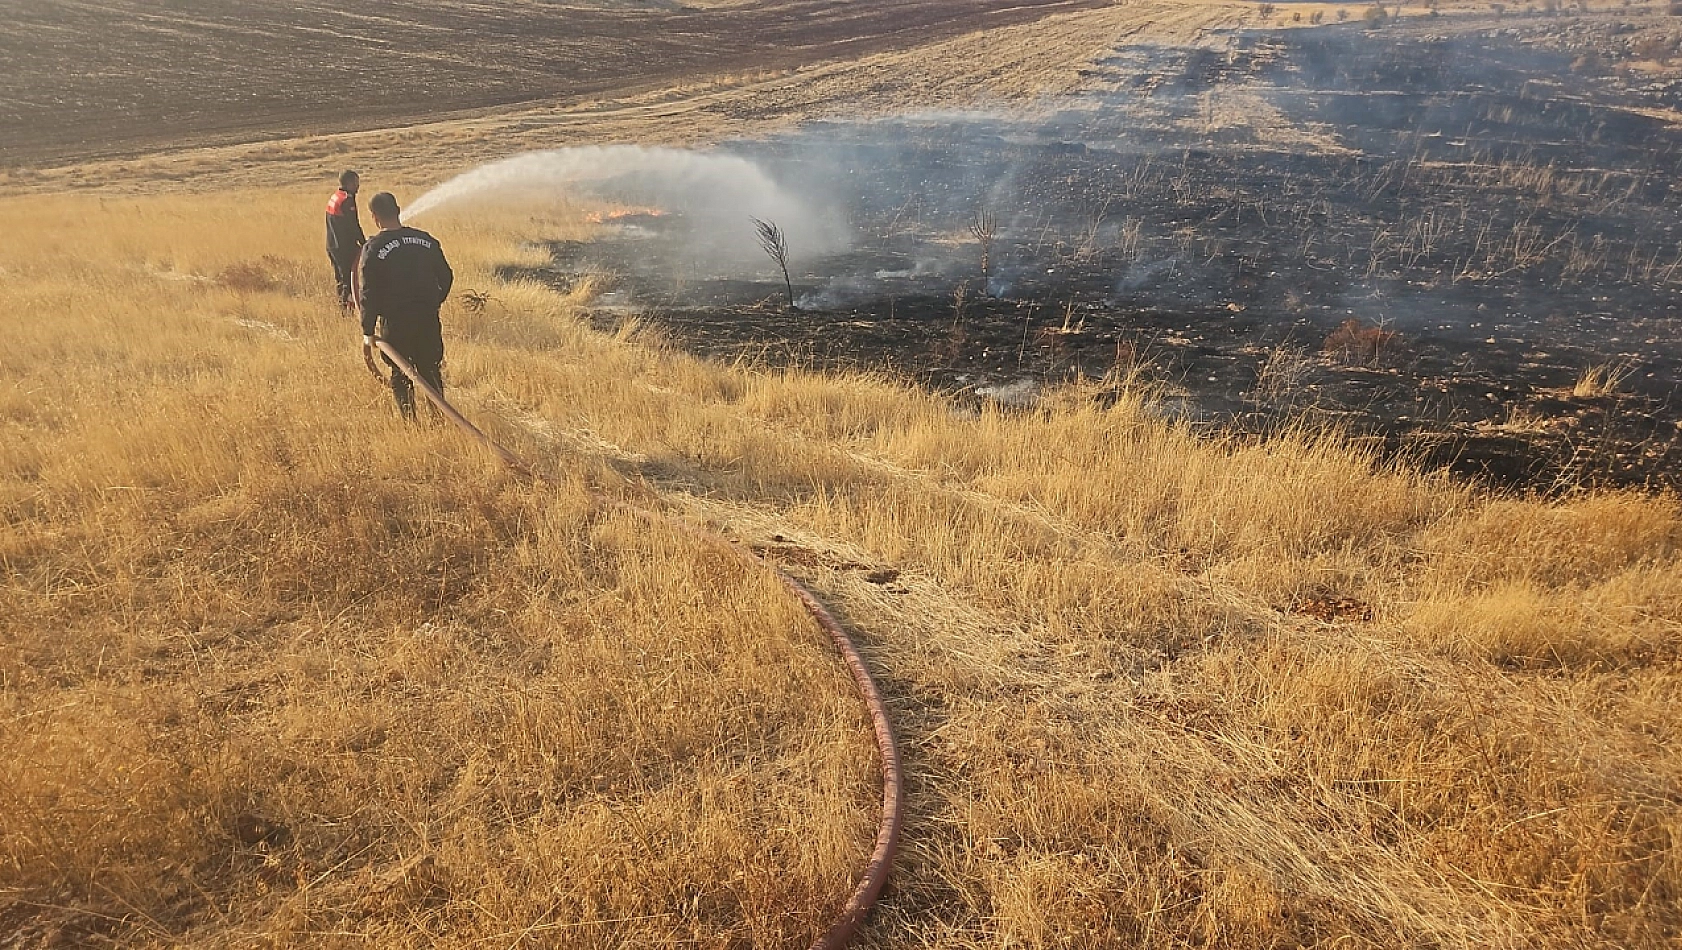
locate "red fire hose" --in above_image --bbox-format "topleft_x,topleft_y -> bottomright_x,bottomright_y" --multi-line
373,340 -> 903,949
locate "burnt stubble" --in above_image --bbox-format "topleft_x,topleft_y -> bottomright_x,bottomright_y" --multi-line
539,23 -> 1682,491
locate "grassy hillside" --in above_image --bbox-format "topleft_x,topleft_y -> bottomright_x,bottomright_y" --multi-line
0,193 -> 876,947
2,190 -> 1679,947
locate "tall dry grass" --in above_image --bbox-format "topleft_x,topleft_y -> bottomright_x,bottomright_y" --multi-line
3,187 -> 1679,948
0,191 -> 875,947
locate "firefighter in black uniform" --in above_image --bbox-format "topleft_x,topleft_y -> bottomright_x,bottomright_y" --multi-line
358,192 -> 454,420
325,170 -> 366,310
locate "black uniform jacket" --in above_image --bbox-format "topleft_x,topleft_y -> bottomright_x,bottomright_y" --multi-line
325,189 -> 365,255
358,227 -> 453,362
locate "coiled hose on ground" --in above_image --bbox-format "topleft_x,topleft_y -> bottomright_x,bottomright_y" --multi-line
374,341 -> 903,949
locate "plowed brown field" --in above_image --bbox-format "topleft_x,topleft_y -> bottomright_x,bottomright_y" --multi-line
1,0 -> 1118,165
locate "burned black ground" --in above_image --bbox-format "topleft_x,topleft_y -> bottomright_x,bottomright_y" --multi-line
522,24 -> 1682,492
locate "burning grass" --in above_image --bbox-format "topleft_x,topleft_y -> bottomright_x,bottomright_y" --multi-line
2,190 -> 1679,948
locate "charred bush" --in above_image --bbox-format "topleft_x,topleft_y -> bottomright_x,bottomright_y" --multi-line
1323,318 -> 1399,365
459,289 -> 494,314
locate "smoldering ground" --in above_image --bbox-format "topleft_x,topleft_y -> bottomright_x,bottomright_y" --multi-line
438,23 -> 1682,489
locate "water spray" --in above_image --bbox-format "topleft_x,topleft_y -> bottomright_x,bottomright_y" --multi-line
405,145 -> 849,269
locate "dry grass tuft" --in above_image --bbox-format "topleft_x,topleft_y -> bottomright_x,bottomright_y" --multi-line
1571,360 -> 1637,399
4,187 -> 1680,948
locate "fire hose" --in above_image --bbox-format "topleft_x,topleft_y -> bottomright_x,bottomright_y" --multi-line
373,340 -> 903,949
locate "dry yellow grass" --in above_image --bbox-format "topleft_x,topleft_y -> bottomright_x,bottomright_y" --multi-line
3,188 -> 1680,949
1571,361 -> 1636,399
0,192 -> 876,947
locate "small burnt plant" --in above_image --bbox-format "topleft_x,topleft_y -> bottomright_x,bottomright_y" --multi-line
459,289 -> 494,314
751,217 -> 796,310
969,209 -> 997,285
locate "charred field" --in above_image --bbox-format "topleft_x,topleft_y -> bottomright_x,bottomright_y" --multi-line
521,23 -> 1682,492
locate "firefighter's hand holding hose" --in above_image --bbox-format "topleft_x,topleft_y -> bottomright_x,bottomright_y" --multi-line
354,243 -> 382,380
362,334 -> 383,380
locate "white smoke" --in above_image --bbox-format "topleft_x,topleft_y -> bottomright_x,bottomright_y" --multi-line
404,145 -> 850,266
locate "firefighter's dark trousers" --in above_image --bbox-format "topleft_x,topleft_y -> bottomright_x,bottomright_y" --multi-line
383,352 -> 443,421
328,250 -> 358,309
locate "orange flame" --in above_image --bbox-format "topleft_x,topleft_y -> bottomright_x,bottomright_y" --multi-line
585,206 -> 668,224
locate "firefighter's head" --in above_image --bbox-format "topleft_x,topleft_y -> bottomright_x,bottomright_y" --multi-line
338,169 -> 360,194
368,191 -> 401,230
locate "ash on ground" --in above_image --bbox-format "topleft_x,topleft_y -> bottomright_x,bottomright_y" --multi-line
513,22 -> 1682,493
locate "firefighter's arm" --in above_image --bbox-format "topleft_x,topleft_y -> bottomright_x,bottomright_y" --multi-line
435,245 -> 454,304
358,250 -> 382,379
350,249 -> 363,310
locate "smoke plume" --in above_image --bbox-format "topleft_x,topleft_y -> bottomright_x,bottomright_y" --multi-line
404,145 -> 850,267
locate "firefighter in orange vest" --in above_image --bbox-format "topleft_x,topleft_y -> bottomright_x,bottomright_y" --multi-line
325,170 -> 366,311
